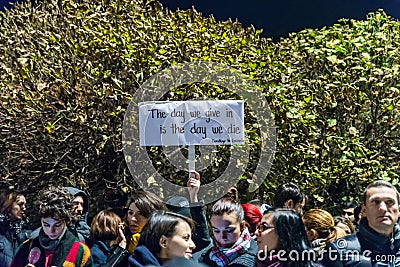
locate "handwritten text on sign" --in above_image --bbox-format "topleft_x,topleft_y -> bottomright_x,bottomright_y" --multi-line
139,100 -> 244,146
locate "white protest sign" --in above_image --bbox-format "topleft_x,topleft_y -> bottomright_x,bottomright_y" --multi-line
139,100 -> 244,146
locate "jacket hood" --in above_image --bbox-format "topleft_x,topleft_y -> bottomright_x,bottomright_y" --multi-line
66,187 -> 89,213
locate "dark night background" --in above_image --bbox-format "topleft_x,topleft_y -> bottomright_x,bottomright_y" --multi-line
158,0 -> 400,40
1,0 -> 399,40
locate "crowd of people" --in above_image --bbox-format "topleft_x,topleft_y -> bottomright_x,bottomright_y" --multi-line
0,174 -> 398,267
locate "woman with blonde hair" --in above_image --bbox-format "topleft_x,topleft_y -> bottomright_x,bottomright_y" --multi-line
302,208 -> 347,255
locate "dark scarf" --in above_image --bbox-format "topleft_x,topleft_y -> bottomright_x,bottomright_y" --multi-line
0,212 -> 25,237
38,226 -> 67,250
358,218 -> 400,261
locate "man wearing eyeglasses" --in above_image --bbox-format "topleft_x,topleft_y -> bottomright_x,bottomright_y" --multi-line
341,201 -> 358,223
322,180 -> 400,266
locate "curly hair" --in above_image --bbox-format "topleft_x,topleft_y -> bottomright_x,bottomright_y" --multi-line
36,186 -> 75,224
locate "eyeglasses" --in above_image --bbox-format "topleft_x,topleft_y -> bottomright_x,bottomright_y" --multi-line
342,211 -> 354,216
256,222 -> 275,232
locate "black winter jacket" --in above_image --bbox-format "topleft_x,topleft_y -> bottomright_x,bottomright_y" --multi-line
190,201 -> 212,253
90,239 -> 130,267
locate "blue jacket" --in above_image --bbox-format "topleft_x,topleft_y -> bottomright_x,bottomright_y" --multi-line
90,239 -> 129,267
91,241 -> 110,265
128,245 -> 161,267
321,218 -> 400,266
0,213 -> 31,267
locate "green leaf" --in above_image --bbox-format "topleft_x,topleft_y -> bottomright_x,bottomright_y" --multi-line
327,119 -> 337,127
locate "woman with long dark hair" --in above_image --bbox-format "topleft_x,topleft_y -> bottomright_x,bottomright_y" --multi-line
128,210 -> 196,267
124,190 -> 167,253
255,208 -> 322,267
0,187 -> 31,267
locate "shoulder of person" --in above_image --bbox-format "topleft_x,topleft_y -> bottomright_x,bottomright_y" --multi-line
89,240 -> 109,252
29,227 -> 40,239
329,233 -> 359,249
320,235 -> 360,267
192,242 -> 213,262
229,244 -> 257,266
128,245 -> 161,267
67,240 -> 91,265
248,238 -> 258,254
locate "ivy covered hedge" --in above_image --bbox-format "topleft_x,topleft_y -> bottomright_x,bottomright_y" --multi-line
0,0 -> 399,215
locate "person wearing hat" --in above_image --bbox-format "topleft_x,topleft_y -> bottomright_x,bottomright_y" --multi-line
241,203 -> 262,236
66,186 -> 91,242
165,171 -> 211,253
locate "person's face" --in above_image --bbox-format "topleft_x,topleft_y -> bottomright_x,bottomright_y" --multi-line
210,212 -> 243,248
255,213 -> 279,252
342,207 -> 355,222
9,195 -> 26,220
336,222 -> 351,235
294,198 -> 306,216
41,217 -> 66,240
364,186 -> 399,236
126,203 -> 148,234
72,195 -> 84,215
160,220 -> 196,260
